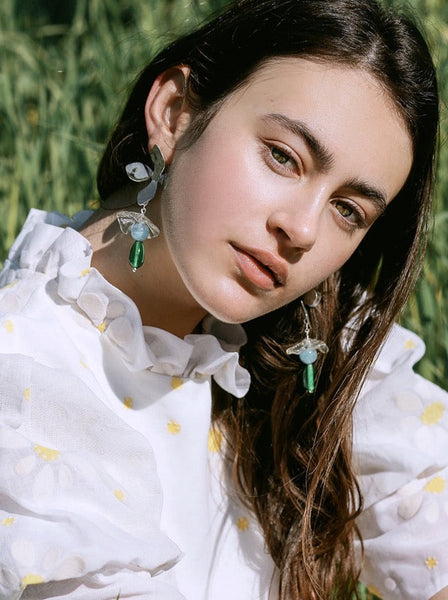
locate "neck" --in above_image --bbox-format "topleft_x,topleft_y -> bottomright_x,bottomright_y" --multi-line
80,206 -> 208,339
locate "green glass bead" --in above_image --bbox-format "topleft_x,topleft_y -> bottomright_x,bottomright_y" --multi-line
129,240 -> 145,271
303,363 -> 315,394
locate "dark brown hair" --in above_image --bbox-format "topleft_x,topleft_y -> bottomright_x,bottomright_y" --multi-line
97,1 -> 439,598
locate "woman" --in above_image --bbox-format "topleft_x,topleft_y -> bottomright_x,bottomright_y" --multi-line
0,0 -> 446,599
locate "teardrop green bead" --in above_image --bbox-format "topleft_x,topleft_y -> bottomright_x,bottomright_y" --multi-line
303,363 -> 315,394
129,240 -> 145,271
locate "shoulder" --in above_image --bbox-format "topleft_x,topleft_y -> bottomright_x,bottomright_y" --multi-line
360,323 -> 425,395
0,209 -> 97,364
354,324 -> 448,600
354,323 -> 448,495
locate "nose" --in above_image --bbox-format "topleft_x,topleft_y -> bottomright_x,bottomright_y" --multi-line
267,199 -> 322,253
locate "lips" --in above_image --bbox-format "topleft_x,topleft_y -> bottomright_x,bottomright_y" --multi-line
231,244 -> 287,289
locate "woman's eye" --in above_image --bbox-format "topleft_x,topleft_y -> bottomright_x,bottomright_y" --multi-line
271,146 -> 292,165
333,199 -> 367,229
261,141 -> 299,175
334,200 -> 353,219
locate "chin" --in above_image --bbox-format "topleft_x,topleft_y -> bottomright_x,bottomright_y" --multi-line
199,296 -> 278,325
199,304 -> 250,325
183,274 -> 286,325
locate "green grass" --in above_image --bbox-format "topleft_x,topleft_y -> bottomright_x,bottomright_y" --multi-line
0,0 -> 228,249
397,0 -> 448,388
1,2 -> 447,598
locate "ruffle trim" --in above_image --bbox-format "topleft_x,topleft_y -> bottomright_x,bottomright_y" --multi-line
2,209 -> 250,397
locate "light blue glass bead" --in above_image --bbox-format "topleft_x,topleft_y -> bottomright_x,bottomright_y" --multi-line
130,222 -> 150,241
298,348 -> 318,364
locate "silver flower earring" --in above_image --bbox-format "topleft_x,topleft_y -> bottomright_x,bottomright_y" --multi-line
286,300 -> 328,394
117,145 -> 166,271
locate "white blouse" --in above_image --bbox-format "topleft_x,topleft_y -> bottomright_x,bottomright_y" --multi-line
0,210 -> 446,600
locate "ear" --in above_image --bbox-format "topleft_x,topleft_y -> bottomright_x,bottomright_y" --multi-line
144,65 -> 193,164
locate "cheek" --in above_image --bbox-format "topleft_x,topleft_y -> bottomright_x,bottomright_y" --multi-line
160,156 -> 230,275
162,174 -> 222,251
163,138 -> 258,241
303,232 -> 366,288
326,245 -> 356,271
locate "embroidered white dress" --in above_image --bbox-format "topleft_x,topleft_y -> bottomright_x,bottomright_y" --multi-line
0,210 -> 447,600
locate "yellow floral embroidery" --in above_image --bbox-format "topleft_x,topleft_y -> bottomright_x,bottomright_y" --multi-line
96,321 -> 107,333
237,517 -> 250,531
425,556 -> 438,570
424,476 -> 446,494
123,397 -> 133,409
34,445 -> 60,462
114,489 -> 125,502
167,420 -> 181,435
80,359 -> 88,369
420,402 -> 444,426
404,339 -> 417,350
21,574 -> 45,588
1,517 -> 15,526
80,268 -> 91,277
24,388 -> 31,402
4,319 -> 14,333
171,376 -> 184,390
208,427 -> 223,453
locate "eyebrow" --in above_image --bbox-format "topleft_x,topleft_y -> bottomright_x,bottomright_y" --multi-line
264,112 -> 388,214
343,178 -> 387,215
265,113 -> 334,171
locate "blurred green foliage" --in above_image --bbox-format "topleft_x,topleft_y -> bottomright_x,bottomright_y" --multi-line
396,0 -> 448,388
0,1 -> 447,598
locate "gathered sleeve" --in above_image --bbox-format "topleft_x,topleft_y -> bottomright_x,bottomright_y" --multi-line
0,354 -> 184,600
354,324 -> 448,600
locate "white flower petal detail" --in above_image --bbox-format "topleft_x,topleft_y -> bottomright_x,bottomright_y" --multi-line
11,539 -> 35,567
0,429 -> 29,449
33,464 -> 55,501
53,555 -> 86,579
14,454 -> 36,476
77,292 -> 109,325
395,390 -> 423,412
398,492 -> 424,520
424,500 -> 440,524
58,464 -> 74,489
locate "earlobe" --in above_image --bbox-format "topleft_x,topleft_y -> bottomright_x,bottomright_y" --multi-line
144,65 -> 192,164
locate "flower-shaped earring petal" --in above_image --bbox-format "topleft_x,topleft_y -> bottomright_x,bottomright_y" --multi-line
125,162 -> 152,182
116,211 -> 160,239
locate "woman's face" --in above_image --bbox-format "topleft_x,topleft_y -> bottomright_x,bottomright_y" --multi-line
160,58 -> 413,324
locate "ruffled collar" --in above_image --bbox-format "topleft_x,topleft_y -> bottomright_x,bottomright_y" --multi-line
2,209 -> 251,397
